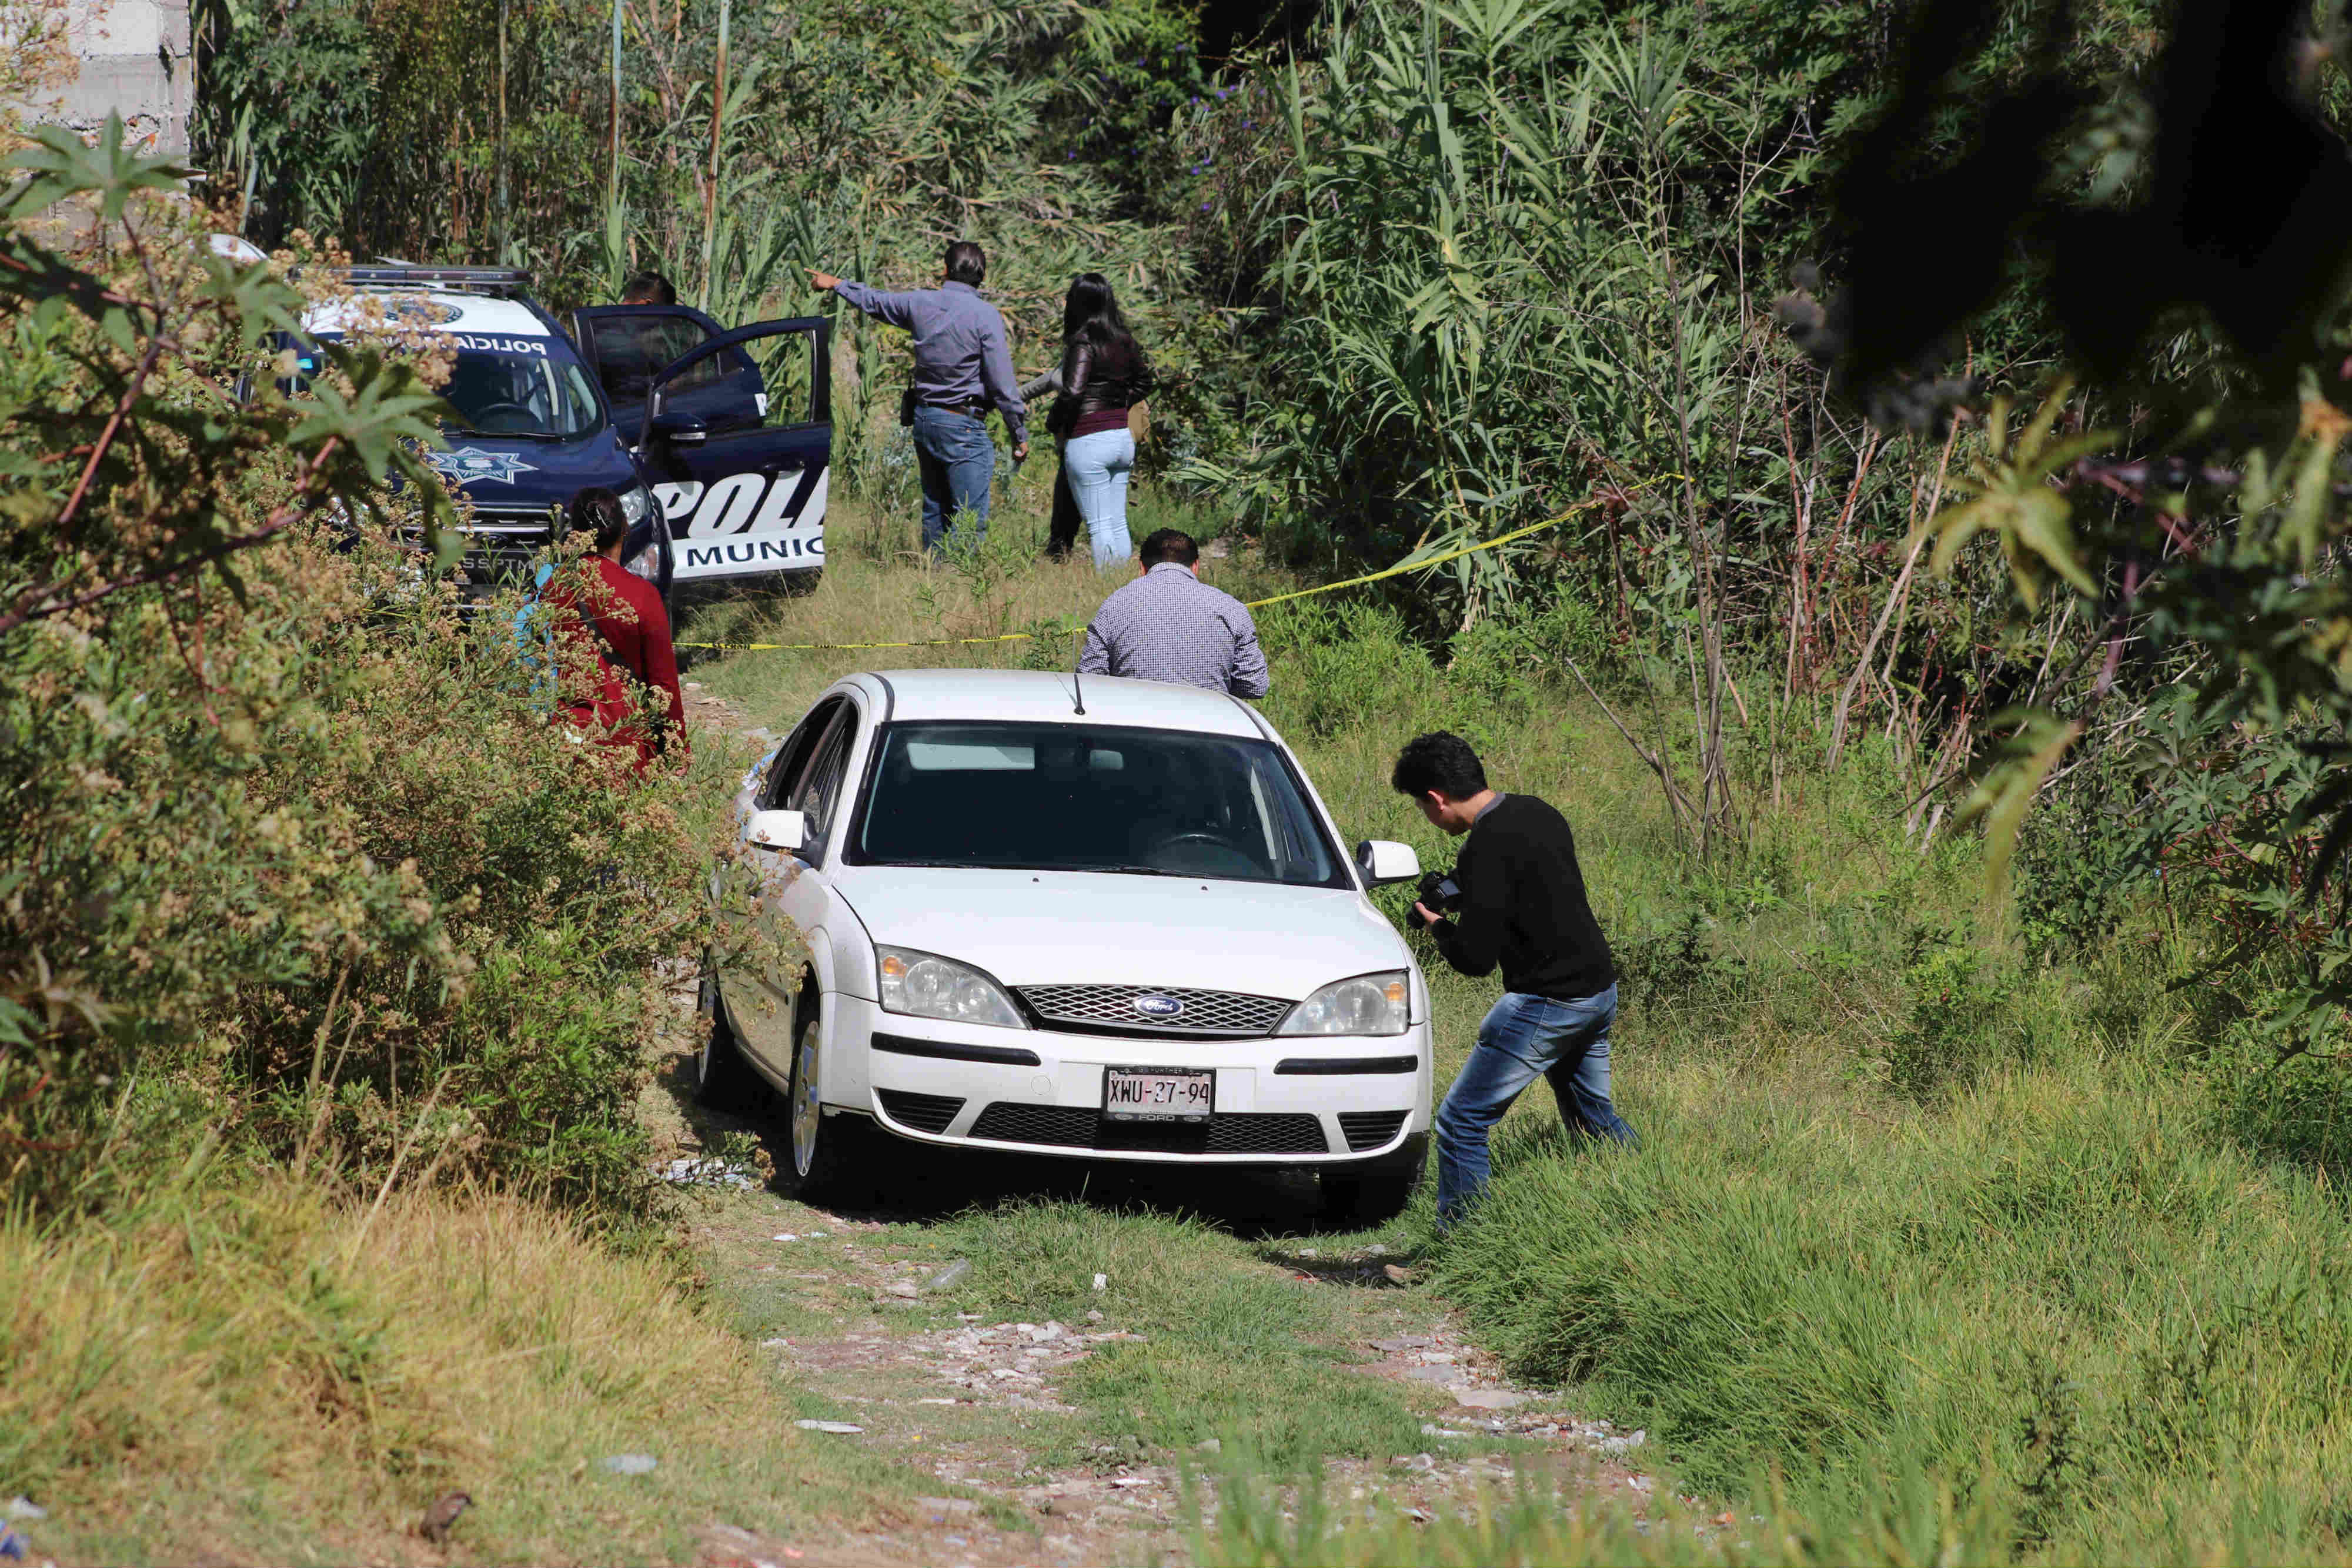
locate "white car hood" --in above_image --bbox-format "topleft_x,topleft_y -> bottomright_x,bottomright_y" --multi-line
830,866 -> 1409,999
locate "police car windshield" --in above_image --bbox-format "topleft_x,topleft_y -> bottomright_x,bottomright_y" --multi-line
442,345 -> 603,440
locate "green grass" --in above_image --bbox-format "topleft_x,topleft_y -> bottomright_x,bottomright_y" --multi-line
929,1199 -> 1431,1469
1431,1065 -> 2352,1555
0,1177 -> 911,1565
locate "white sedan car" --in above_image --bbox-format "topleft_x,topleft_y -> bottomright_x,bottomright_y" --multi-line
703,669 -> 1433,1221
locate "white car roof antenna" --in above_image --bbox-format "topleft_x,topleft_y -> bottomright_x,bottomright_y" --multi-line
1070,633 -> 1086,716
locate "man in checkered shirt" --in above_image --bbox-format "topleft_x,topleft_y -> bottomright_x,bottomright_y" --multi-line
1078,529 -> 1270,698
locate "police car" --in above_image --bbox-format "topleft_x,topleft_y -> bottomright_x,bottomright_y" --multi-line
276,261 -> 833,594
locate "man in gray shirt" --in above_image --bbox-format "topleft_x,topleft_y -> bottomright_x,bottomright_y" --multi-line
811,242 -> 1028,554
1080,529 -> 1269,698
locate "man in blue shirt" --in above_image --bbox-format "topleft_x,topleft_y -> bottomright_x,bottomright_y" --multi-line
1079,529 -> 1269,697
811,242 -> 1029,554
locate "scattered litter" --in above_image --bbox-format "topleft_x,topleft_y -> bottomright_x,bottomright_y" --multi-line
601,1453 -> 659,1475
760,1337 -> 790,1348
0,1525 -> 24,1560
1421,1423 -> 1469,1437
926,1257 -> 974,1292
1596,1429 -> 1648,1456
1298,1248 -> 1318,1258
1108,1476 -> 1155,1489
1,1502 -> 39,1523
795,1420 -> 864,1435
657,1156 -> 753,1188
741,727 -> 774,743
1405,1506 -> 1433,1523
1091,1272 -> 1107,1292
1364,1243 -> 1390,1257
1391,1453 -> 1436,1472
884,1281 -> 921,1299
916,1397 -> 961,1406
773,1233 -> 799,1242
806,1229 -> 829,1237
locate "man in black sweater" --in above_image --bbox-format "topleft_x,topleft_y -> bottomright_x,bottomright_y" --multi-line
1394,731 -> 1634,1228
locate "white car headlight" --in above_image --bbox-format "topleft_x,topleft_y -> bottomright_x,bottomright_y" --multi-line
617,483 -> 653,525
1277,971 -> 1411,1037
877,946 -> 1028,1029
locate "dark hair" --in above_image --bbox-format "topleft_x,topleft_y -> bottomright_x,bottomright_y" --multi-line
570,487 -> 632,553
1391,731 -> 1488,800
1061,270 -> 1146,373
1138,528 -> 1197,567
619,270 -> 675,305
945,241 -> 986,286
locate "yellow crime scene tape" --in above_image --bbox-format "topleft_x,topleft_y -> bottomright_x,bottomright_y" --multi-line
671,476 -> 1681,654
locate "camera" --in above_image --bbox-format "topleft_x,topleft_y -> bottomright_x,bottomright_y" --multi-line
1409,869 -> 1461,930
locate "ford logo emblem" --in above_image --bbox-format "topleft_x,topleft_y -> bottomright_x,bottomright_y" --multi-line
1132,994 -> 1185,1019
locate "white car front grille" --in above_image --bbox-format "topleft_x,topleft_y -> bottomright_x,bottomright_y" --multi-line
1016,984 -> 1292,1037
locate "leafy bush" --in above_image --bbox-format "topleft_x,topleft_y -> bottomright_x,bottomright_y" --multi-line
0,133 -> 734,1211
1258,600 -> 1438,741
1880,926 -> 2023,1099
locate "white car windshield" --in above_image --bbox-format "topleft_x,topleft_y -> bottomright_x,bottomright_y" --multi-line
851,721 -> 1348,888
442,347 -> 603,439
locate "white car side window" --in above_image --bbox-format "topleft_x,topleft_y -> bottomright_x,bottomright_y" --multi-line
791,717 -> 854,831
763,699 -> 843,808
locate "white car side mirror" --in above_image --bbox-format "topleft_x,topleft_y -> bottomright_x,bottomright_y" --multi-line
744,808 -> 808,854
1356,840 -> 1421,888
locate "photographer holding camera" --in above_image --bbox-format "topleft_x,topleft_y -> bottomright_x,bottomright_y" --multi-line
1392,731 -> 1635,1230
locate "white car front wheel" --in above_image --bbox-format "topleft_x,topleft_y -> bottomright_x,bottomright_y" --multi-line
778,1008 -> 873,1203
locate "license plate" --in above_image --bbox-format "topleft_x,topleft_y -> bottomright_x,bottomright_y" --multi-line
1102,1066 -> 1214,1121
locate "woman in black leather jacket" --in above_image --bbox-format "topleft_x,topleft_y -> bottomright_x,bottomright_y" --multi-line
1020,273 -> 1155,566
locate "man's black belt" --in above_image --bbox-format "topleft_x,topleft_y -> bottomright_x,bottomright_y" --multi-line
923,397 -> 991,417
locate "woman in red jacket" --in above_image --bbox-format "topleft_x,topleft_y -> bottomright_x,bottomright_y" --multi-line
551,489 -> 688,772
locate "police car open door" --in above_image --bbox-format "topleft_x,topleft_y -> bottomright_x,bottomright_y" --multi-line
570,307 -> 830,583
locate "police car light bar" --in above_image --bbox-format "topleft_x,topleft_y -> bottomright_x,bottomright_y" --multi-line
333,265 -> 534,292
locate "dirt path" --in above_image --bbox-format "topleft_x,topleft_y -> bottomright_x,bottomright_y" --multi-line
659,694 -> 1668,1568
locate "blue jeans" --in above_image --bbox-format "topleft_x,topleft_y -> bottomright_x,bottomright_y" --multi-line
1062,427 -> 1135,569
911,404 -> 995,554
1434,985 -> 1635,1226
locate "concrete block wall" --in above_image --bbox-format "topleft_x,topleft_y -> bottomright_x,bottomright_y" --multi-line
55,0 -> 193,154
